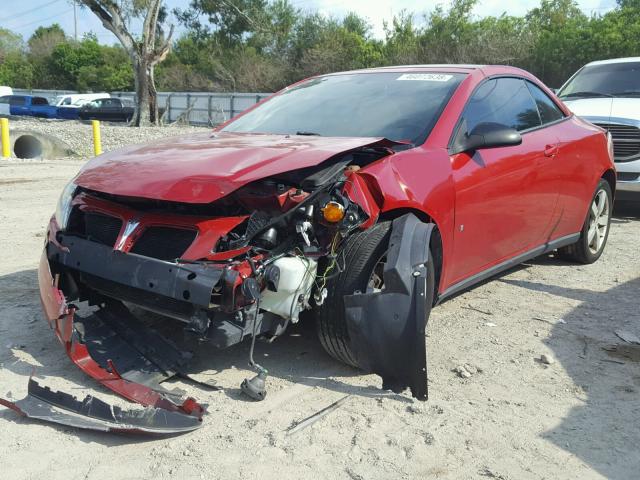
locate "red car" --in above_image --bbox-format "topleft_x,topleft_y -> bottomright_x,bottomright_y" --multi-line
34,65 -> 614,429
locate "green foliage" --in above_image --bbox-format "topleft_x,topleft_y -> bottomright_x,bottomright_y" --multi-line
0,51 -> 34,88
3,0 -> 640,92
0,28 -> 24,59
0,28 -> 134,91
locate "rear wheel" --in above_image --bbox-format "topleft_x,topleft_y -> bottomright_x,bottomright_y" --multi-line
558,179 -> 612,264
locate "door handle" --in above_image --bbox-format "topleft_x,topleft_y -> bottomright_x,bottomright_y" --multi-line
544,144 -> 559,157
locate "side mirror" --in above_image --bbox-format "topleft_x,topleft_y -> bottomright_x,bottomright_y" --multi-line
458,122 -> 522,153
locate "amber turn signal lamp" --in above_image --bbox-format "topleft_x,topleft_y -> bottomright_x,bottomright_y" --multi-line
321,201 -> 345,223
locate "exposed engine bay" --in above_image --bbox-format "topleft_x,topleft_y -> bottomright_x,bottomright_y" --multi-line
52,145 -> 391,344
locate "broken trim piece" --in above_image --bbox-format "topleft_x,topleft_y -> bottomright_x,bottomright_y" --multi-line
0,378 -> 202,435
344,213 -> 434,400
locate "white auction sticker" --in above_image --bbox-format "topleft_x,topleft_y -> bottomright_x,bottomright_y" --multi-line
396,73 -> 453,82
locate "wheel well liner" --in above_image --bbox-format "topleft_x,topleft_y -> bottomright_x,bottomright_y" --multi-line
378,208 -> 443,297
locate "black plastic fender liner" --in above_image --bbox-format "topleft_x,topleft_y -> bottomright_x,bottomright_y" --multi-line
0,378 -> 202,435
343,213 -> 434,400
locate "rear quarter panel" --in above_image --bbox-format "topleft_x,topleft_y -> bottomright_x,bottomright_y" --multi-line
553,116 -> 614,237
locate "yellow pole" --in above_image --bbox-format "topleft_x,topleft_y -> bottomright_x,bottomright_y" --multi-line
92,120 -> 102,156
1,118 -> 10,158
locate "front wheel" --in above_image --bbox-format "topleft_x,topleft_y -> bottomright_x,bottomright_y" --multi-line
558,178 -> 612,264
316,221 -> 435,368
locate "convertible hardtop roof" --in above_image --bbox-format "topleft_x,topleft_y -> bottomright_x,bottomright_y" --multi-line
330,64 -> 483,75
326,64 -> 536,77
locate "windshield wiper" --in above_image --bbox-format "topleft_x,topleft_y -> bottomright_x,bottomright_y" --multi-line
560,91 -> 614,99
295,131 -> 321,136
611,91 -> 640,97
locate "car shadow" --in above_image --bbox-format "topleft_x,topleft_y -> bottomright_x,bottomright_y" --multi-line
612,200 -> 640,221
498,275 -> 640,479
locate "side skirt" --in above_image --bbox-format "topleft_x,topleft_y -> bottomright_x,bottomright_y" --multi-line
437,233 -> 580,304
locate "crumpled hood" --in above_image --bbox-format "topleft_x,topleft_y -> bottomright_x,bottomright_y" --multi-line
75,132 -> 392,203
564,97 -> 640,122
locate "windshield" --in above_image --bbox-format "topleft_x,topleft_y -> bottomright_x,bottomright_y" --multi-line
222,72 -> 466,144
559,62 -> 640,98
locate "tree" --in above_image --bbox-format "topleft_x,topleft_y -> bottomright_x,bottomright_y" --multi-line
28,24 -> 66,58
0,52 -> 34,88
525,0 -> 591,86
175,0 -> 269,46
0,28 -> 24,63
79,0 -> 174,125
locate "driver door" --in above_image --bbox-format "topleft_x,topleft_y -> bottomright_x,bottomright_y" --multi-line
446,77 -> 558,286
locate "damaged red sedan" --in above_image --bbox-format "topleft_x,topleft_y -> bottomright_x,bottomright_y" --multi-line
32,65 -> 615,431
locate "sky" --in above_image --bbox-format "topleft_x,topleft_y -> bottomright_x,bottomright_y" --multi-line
1,0 -> 618,45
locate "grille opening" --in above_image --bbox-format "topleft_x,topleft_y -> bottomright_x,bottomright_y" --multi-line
67,209 -> 122,247
595,123 -> 640,161
130,226 -> 197,261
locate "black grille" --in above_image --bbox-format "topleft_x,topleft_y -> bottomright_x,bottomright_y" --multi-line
594,123 -> 640,161
617,172 -> 640,182
67,209 -> 122,247
130,227 -> 197,261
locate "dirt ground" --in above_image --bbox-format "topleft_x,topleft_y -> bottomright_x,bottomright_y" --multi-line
1,158 -> 639,480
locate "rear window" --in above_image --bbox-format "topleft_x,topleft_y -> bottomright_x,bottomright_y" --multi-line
9,96 -> 26,106
222,72 -> 466,144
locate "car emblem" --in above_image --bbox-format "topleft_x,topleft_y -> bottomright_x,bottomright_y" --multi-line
115,219 -> 140,251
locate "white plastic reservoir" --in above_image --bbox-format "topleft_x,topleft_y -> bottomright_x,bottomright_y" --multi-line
260,256 -> 318,323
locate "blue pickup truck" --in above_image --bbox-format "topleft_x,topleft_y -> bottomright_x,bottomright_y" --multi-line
0,95 -> 59,118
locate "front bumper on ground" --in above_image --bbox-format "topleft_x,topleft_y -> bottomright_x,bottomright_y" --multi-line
37,248 -> 207,421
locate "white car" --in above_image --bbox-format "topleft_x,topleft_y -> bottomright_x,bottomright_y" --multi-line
53,93 -> 110,107
558,57 -> 640,200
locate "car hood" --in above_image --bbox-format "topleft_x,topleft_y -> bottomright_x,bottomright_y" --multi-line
563,97 -> 640,122
74,132 -> 393,203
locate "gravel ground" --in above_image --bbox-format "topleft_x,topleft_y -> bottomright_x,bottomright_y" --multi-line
6,117 -> 207,159
1,156 -> 639,480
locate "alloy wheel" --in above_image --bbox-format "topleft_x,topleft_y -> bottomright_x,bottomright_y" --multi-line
587,188 -> 610,255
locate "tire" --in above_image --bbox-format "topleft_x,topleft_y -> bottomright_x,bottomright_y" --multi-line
558,178 -> 612,264
316,221 -> 435,368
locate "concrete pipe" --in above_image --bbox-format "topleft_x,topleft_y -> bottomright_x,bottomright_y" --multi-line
10,130 -> 76,159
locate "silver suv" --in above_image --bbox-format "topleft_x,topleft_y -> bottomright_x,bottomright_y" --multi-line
558,57 -> 640,200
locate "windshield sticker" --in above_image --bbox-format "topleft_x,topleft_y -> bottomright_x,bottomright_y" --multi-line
397,73 -> 453,82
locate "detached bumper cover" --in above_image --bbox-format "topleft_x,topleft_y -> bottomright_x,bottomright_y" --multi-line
0,378 -> 201,435
38,250 -> 206,419
344,214 -> 434,400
